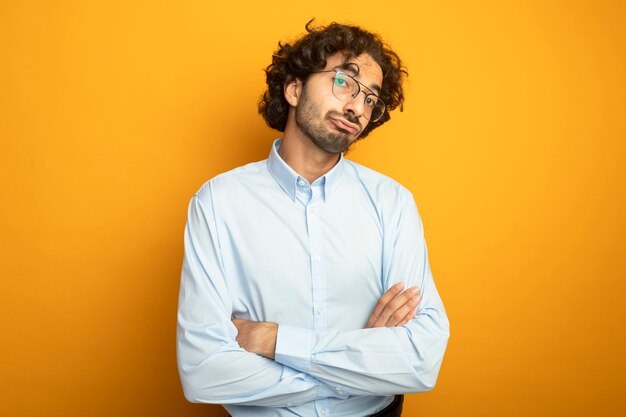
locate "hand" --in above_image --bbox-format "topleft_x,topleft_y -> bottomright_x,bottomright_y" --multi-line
232,318 -> 278,359
365,283 -> 421,328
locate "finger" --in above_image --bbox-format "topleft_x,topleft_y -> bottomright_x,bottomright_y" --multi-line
231,317 -> 249,332
232,319 -> 250,348
385,294 -> 421,327
381,287 -> 421,326
366,284 -> 405,328
387,294 -> 421,326
381,287 -> 420,320
370,282 -> 404,320
397,308 -> 418,327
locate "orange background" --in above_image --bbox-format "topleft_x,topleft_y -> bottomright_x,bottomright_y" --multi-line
1,1 -> 625,416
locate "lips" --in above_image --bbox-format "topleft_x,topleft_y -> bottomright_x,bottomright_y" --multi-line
330,117 -> 360,135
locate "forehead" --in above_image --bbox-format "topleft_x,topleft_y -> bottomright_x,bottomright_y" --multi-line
324,52 -> 383,87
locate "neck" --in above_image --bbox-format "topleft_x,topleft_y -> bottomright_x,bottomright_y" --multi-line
279,119 -> 341,184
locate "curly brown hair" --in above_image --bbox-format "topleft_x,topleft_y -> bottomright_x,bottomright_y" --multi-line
258,20 -> 408,139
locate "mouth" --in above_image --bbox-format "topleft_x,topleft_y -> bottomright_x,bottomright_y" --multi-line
330,117 -> 360,135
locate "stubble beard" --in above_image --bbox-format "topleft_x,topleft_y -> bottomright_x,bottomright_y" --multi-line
295,92 -> 360,155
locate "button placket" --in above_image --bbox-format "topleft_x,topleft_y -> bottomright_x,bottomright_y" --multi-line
308,184 -> 329,417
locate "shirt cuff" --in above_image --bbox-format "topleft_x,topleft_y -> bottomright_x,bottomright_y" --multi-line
275,324 -> 313,372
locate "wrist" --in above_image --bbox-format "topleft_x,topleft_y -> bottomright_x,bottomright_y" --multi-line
256,321 -> 278,359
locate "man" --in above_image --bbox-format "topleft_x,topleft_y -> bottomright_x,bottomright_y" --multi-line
177,21 -> 449,417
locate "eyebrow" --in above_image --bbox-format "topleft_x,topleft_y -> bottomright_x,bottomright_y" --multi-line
333,63 -> 382,95
367,83 -> 382,95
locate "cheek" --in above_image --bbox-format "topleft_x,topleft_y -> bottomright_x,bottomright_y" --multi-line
300,83 -> 340,119
307,95 -> 330,119
307,82 -> 337,107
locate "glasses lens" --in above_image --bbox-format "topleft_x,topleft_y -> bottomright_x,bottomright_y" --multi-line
365,95 -> 386,122
331,71 -> 386,122
332,72 -> 356,98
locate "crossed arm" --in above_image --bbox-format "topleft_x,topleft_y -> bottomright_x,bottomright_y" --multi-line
232,282 -> 422,359
178,190 -> 449,405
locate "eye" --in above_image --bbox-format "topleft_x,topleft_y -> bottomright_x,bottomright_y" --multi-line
333,75 -> 349,89
364,95 -> 378,107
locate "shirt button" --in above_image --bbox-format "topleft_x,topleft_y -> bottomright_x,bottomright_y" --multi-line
310,205 -> 317,212
313,255 -> 321,262
316,306 -> 324,314
320,409 -> 327,416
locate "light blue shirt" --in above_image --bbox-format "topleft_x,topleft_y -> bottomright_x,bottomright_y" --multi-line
177,139 -> 449,417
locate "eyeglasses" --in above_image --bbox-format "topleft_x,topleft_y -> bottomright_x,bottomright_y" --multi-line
312,69 -> 386,122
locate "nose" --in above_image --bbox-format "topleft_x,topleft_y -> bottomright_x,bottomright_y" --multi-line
342,92 -> 366,120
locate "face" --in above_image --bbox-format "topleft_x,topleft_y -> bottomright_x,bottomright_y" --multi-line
294,53 -> 383,154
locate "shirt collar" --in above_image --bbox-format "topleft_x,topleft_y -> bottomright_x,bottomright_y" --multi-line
267,138 -> 345,202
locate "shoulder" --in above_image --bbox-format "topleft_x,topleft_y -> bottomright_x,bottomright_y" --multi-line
194,160 -> 269,203
342,159 -> 413,205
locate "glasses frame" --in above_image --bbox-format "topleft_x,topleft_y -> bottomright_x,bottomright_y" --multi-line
312,69 -> 386,123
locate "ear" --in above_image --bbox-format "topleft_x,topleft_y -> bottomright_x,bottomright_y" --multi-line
283,77 -> 303,107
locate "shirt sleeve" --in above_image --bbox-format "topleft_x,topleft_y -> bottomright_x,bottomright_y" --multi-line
274,192 -> 450,396
176,186 -> 346,406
